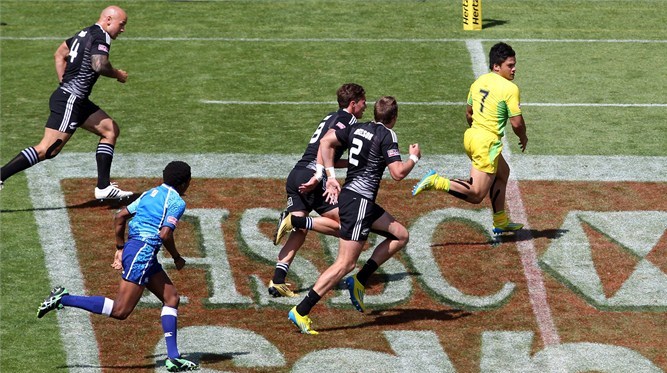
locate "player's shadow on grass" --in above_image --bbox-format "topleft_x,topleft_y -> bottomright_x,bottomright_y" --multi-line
482,19 -> 507,29
494,228 -> 569,244
321,272 -> 419,295
61,351 -> 241,370
0,195 -> 138,213
430,229 -> 568,248
68,352 -> 245,370
321,308 -> 472,332
59,363 -> 156,370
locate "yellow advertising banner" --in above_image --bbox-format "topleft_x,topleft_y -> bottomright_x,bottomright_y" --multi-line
463,0 -> 482,30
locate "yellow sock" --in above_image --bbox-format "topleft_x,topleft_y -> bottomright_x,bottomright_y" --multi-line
493,210 -> 508,226
434,176 -> 450,191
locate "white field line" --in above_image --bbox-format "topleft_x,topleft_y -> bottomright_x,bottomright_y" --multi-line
466,40 -> 562,347
2,36 -> 667,43
201,100 -> 667,107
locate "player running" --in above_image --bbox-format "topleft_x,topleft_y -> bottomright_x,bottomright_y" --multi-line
269,83 -> 366,298
36,161 -> 199,372
288,96 -> 421,334
0,6 -> 132,200
412,42 -> 528,234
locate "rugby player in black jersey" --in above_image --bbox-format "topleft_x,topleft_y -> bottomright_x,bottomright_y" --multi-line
1,6 -> 132,200
288,96 -> 421,334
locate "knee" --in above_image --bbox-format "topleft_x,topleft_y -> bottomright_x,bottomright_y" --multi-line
108,121 -> 121,140
164,293 -> 180,309
395,228 -> 410,247
344,261 -> 357,274
469,194 -> 485,204
35,140 -> 64,160
100,120 -> 121,141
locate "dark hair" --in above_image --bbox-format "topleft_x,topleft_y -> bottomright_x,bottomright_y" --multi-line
488,42 -> 515,70
337,83 -> 366,108
374,96 -> 398,124
163,161 -> 191,188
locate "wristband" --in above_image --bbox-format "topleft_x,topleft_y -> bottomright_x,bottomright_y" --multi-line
314,164 -> 324,181
325,167 -> 336,179
409,154 -> 420,164
116,244 -> 124,250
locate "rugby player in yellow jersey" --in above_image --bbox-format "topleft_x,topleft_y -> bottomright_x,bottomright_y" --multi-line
412,42 -> 528,234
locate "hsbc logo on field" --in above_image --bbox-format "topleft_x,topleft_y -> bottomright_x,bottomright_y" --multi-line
140,208 -> 667,312
541,210 -> 667,310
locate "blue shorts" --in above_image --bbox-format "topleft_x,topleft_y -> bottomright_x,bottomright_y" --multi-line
121,239 -> 163,286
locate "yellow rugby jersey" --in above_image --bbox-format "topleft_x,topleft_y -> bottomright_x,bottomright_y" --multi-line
466,72 -> 521,137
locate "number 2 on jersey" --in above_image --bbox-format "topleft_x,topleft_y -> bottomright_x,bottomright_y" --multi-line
348,138 -> 363,166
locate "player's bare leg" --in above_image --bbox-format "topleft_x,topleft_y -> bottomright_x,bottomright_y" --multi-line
490,154 -> 510,213
1,128 -> 71,186
312,239 -> 364,296
271,209 -> 341,297
110,279 -> 145,320
344,212 -> 409,313
83,109 -> 132,199
489,155 -> 523,233
271,211 -> 308,297
368,212 -> 409,266
147,270 -> 197,370
447,166 -> 495,204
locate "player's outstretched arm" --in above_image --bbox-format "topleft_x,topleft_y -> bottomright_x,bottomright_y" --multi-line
91,54 -> 128,83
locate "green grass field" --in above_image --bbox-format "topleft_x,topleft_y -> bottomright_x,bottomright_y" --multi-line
1,1 -> 666,372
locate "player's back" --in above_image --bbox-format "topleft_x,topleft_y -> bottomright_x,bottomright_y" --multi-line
127,184 -> 185,246
467,72 -> 521,137
295,108 -> 356,170
338,121 -> 400,201
61,24 -> 112,99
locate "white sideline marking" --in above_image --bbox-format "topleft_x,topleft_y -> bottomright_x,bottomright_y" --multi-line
2,36 -> 667,43
466,40 -> 561,347
201,100 -> 667,108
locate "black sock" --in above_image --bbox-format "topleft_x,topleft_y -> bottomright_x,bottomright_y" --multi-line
1,147 -> 39,182
96,143 -> 114,189
296,288 -> 321,316
356,259 -> 379,286
272,262 -> 289,284
291,216 -> 313,230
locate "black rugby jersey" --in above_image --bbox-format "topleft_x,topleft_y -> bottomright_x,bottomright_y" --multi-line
60,24 -> 112,99
295,109 -> 357,170
335,121 -> 402,201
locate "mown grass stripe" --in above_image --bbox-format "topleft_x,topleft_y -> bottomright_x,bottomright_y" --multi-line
2,36 -> 667,43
